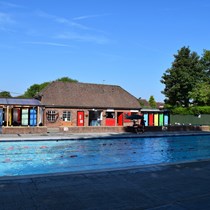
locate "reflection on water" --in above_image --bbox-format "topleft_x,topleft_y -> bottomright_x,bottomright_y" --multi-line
0,135 -> 210,176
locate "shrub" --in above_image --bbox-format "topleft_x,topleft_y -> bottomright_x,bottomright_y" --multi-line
170,106 -> 210,115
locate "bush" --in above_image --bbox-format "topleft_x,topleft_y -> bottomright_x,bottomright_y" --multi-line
170,106 -> 210,115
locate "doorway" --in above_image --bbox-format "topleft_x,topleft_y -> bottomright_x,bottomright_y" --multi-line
77,111 -> 84,126
117,112 -> 123,126
0,109 -> 3,133
89,110 -> 102,126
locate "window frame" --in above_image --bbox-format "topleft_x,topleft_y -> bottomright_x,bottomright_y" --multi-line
62,111 -> 71,122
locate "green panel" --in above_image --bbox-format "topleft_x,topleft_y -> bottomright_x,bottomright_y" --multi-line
21,109 -> 29,126
159,113 -> 164,126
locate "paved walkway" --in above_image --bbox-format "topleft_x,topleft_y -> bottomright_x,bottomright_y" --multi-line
1,160 -> 210,209
0,131 -> 210,209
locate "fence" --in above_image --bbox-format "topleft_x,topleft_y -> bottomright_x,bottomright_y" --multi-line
170,114 -> 210,126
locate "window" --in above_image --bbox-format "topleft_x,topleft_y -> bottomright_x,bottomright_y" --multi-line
47,110 -> 58,123
62,111 -> 71,121
106,112 -> 115,118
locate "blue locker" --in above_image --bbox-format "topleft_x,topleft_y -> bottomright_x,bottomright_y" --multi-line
30,109 -> 37,126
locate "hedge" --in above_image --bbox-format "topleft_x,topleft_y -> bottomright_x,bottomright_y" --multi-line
170,106 -> 210,115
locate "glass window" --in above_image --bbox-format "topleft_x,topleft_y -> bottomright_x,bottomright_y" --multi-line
63,111 -> 71,121
47,110 -> 58,122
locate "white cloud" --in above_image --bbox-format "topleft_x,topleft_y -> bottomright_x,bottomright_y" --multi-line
73,14 -> 108,21
36,10 -> 90,30
23,41 -> 72,47
56,32 -> 109,45
33,11 -> 110,45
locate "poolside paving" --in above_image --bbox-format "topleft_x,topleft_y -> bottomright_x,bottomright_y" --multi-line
1,160 -> 210,209
0,131 -> 210,209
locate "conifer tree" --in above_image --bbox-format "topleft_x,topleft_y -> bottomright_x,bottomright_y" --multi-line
161,46 -> 203,107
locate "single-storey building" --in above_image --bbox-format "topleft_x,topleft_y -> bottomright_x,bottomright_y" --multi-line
36,81 -> 141,133
0,82 -> 142,134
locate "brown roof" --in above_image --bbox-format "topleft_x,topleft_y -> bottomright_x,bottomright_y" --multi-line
139,99 -> 164,109
138,99 -> 150,108
38,81 -> 141,110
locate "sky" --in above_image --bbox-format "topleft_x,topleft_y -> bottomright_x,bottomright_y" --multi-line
0,0 -> 210,102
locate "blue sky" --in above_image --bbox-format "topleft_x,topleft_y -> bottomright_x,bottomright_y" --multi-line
0,0 -> 210,102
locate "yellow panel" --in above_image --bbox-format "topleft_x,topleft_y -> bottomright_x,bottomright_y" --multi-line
9,108 -> 12,126
154,114 -> 159,126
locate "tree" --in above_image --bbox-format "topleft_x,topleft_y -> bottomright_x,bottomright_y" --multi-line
188,50 -> 210,106
23,76 -> 78,98
189,82 -> 210,106
161,46 -> 204,107
201,49 -> 210,82
0,91 -> 11,98
148,95 -> 157,108
56,76 -> 78,83
23,82 -> 50,98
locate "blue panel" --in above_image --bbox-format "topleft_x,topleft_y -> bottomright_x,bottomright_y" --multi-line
30,109 -> 37,126
143,113 -> 148,126
164,114 -> 169,126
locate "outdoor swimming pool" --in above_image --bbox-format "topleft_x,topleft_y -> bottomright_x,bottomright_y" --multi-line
0,135 -> 210,177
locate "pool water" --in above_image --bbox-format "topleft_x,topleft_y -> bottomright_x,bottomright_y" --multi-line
0,135 -> 210,177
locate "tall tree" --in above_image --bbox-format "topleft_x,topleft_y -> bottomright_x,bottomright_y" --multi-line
189,49 -> 210,105
201,49 -> 210,82
161,46 -> 204,107
148,95 -> 157,108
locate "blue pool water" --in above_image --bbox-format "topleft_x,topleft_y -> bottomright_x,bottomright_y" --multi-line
0,135 -> 210,177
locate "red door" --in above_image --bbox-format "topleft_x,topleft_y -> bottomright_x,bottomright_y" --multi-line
77,111 -> 84,126
149,113 -> 154,126
117,112 -> 123,126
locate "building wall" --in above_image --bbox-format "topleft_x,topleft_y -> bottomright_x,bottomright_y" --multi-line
2,126 -> 47,134
44,108 -> 136,128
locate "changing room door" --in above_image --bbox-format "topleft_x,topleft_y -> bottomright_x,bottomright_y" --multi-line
164,113 -> 169,126
77,111 -> 84,126
0,109 -> 3,126
21,108 -> 29,126
143,113 -> 148,126
117,112 -> 123,126
30,108 -> 37,126
148,113 -> 154,126
0,109 -> 2,134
